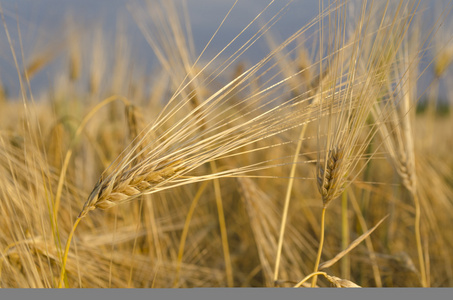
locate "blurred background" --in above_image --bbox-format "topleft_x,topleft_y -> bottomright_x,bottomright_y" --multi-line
0,0 -> 318,97
1,0 -> 450,102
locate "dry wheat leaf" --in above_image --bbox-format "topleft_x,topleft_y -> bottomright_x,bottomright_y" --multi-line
325,274 -> 361,288
319,214 -> 388,270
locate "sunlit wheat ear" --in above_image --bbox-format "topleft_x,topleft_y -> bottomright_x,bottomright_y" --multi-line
80,79 -> 207,219
78,159 -> 185,218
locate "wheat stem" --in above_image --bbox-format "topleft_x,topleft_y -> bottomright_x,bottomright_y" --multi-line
173,181 -> 209,287
211,161 -> 234,287
348,189 -> 382,287
58,217 -> 82,288
311,206 -> 326,287
294,271 -> 326,288
413,192 -> 427,287
273,123 -> 308,284
341,190 -> 350,279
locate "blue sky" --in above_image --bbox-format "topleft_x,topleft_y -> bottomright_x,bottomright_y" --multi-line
0,0 -> 320,96
0,0 -> 451,101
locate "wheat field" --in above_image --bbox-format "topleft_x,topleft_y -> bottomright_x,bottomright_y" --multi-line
0,0 -> 453,288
